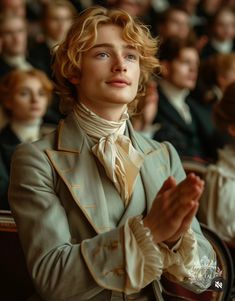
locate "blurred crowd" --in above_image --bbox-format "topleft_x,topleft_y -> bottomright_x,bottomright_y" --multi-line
0,0 -> 235,246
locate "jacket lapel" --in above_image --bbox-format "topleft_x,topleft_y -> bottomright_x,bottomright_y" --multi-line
46,113 -> 111,234
46,115 -> 170,233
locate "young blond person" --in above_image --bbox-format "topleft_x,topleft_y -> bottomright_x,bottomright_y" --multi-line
9,6 -> 217,301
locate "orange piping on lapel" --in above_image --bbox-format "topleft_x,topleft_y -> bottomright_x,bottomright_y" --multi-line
97,226 -> 112,232
70,184 -> 81,188
60,167 -> 75,173
83,204 -> 97,209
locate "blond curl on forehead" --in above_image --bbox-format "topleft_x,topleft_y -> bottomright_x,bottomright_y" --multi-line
53,6 -> 160,114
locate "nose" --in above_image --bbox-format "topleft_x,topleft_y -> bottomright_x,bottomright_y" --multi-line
31,93 -> 40,103
112,56 -> 127,73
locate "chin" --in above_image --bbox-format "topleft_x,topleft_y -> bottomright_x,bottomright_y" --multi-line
107,95 -> 133,105
113,98 -> 133,105
184,81 -> 196,90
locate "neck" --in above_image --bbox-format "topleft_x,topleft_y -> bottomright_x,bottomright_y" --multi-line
73,102 -> 128,141
11,118 -> 42,126
80,100 -> 128,122
11,118 -> 42,142
2,53 -> 25,61
159,79 -> 189,101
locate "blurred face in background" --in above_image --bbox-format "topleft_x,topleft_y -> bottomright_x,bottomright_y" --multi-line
0,16 -> 27,56
44,5 -> 74,42
180,0 -> 199,15
0,0 -> 26,17
5,76 -> 49,122
201,0 -> 222,15
163,48 -> 199,90
213,9 -> 235,41
160,10 -> 190,40
108,0 -> 151,16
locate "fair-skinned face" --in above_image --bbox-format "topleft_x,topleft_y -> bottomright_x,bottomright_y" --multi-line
163,48 -> 199,90
44,6 -> 73,42
2,0 -> 25,17
74,24 -> 141,121
5,77 -> 49,123
213,10 -> 235,41
181,0 -> 199,14
0,17 -> 27,56
161,11 -> 190,40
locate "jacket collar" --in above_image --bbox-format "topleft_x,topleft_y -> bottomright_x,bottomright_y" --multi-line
57,112 -> 85,153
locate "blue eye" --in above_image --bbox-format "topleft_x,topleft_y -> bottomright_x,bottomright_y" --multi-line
97,52 -> 109,59
19,89 -> 30,96
39,90 -> 47,97
126,54 -> 138,61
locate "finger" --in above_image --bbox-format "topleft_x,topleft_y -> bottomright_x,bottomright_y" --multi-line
179,201 -> 199,232
166,201 -> 198,242
170,175 -> 204,208
165,198 -> 197,233
158,176 -> 177,195
186,173 -> 204,191
192,176 -> 205,202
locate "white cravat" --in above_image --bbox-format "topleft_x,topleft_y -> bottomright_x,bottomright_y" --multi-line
211,39 -> 233,54
74,103 -> 144,206
11,119 -> 42,142
2,54 -> 33,71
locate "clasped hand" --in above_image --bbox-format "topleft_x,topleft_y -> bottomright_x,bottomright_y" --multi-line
143,173 -> 204,247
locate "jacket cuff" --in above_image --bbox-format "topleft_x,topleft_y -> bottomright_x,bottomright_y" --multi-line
160,228 -> 218,290
124,216 -> 164,293
81,227 -> 126,292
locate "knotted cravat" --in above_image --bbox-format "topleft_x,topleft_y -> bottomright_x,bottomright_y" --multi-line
74,103 -> 144,206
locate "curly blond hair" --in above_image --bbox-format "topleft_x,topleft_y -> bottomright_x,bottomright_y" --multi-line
53,6 -> 159,114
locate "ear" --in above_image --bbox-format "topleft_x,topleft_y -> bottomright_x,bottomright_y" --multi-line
4,99 -> 13,111
228,124 -> 235,138
217,75 -> 227,92
160,61 -> 170,78
69,77 -> 79,84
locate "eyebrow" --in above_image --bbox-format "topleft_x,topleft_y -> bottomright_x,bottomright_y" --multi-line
90,43 -> 137,50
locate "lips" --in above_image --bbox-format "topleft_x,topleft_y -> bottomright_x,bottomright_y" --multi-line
30,107 -> 43,111
106,78 -> 131,85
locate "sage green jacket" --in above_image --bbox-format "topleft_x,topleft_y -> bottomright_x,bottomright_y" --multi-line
9,112 -> 215,301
